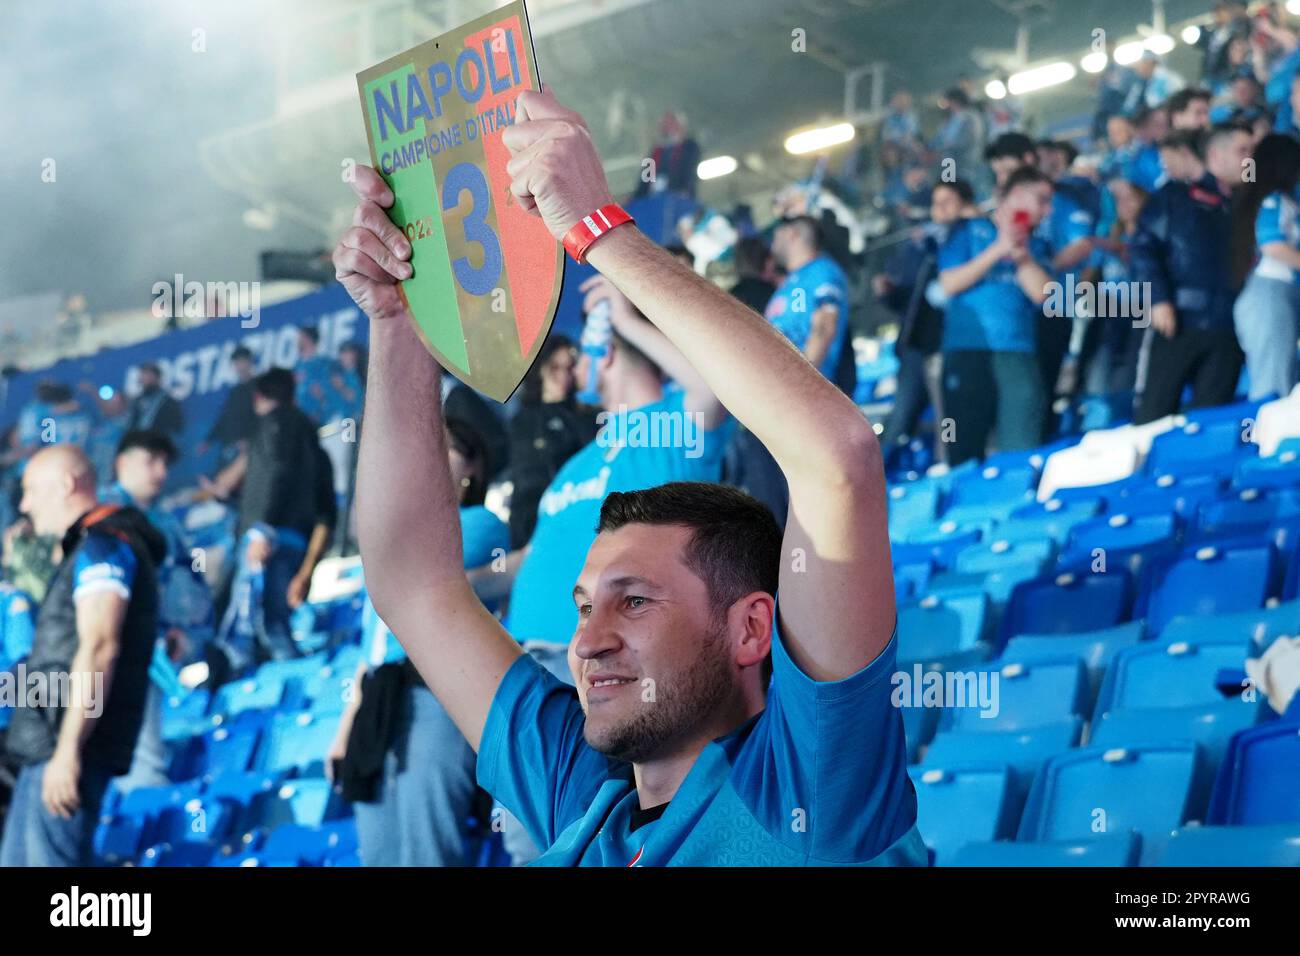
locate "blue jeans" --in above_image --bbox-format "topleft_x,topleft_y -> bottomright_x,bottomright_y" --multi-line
0,760 -> 114,866
115,684 -> 170,794
1235,273 -> 1300,401
352,684 -> 477,866
215,534 -> 305,674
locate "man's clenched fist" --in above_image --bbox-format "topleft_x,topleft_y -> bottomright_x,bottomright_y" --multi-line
332,166 -> 415,324
502,89 -> 616,241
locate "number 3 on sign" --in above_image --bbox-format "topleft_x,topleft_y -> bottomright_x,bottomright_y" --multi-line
442,162 -> 503,296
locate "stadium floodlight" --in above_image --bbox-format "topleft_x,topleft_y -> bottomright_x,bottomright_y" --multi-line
697,155 -> 738,180
1081,51 -> 1108,74
1289,0 -> 1300,17
1181,25 -> 1202,45
784,122 -> 855,155
1144,34 -> 1175,56
985,79 -> 1007,100
1113,40 -> 1146,65
1007,61 -> 1076,96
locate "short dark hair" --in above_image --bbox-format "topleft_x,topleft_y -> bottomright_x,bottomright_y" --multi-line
445,415 -> 489,507
231,346 -> 253,362
932,179 -> 976,206
1207,120 -> 1254,152
1160,128 -> 1205,158
1000,165 -> 1053,196
139,361 -> 162,377
1166,88 -> 1212,118
985,131 -> 1036,163
116,428 -> 178,463
943,87 -> 970,109
597,480 -> 782,630
298,325 -> 320,344
781,215 -> 823,251
252,367 -> 297,405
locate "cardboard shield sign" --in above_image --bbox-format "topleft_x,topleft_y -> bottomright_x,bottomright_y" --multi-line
356,0 -> 562,402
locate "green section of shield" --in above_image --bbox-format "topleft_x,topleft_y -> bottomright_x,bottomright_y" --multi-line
362,66 -> 469,373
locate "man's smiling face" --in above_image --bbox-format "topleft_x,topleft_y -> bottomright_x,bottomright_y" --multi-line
568,523 -> 734,764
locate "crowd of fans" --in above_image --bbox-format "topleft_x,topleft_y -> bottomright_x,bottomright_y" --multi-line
3,0 -> 1300,867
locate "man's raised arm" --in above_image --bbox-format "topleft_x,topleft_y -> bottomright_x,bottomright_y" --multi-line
503,91 -> 894,680
335,166 -> 520,751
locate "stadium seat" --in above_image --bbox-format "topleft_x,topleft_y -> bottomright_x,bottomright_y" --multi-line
943,659 -> 1088,734
1018,744 -> 1210,864
1118,473 -> 1225,521
1157,824 -> 1300,866
921,718 -> 1081,820
1233,451 -> 1300,491
1002,620 -> 1145,710
1193,487 -> 1300,539
1145,418 -> 1254,476
1036,442 -> 1140,504
160,688 -> 212,742
999,568 -> 1132,650
941,464 -> 1037,524
900,701 -> 941,763
1088,700 -> 1261,776
953,536 -> 1054,576
242,777 -> 342,832
211,675 -> 287,720
1059,510 -> 1179,575
1136,543 -> 1277,635
893,521 -> 985,566
999,498 -> 1101,547
893,560 -> 933,603
888,480 -> 941,537
1157,598 -> 1300,653
1206,719 -> 1300,825
909,765 -> 1016,866
1094,640 -> 1251,718
950,833 -> 1140,867
896,590 -> 991,665
256,711 -> 338,775
171,723 -> 261,780
927,560 -> 1044,607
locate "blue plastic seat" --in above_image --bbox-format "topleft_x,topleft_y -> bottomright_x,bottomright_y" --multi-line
999,498 -> 1101,546
953,536 -> 1054,576
139,841 -> 219,867
944,659 -> 1088,734
897,590 -> 991,665
941,465 -> 1037,524
171,724 -> 261,780
909,765 -> 1016,866
1018,744 -> 1209,864
900,701 -> 941,762
1146,418 -> 1254,475
1094,640 -> 1249,718
892,526 -> 984,569
160,689 -> 211,742
1002,620 -> 1145,709
1206,719 -> 1300,825
1118,473 -> 1225,521
1088,700 -> 1261,777
888,480 -> 941,537
927,560 -> 1045,607
256,711 -> 338,775
1059,510 -> 1179,574
211,675 -> 286,720
921,718 -> 1081,822
1136,543 -> 1276,635
1233,453 -> 1300,490
1157,823 -> 1300,866
893,560 -> 933,603
242,777 -> 341,832
999,568 -> 1132,650
951,833 -> 1139,867
1194,487 -> 1300,539
1158,598 -> 1300,653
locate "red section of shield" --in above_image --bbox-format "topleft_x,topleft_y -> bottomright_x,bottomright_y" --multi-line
465,15 -> 553,357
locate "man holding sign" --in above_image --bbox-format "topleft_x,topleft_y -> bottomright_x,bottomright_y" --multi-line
336,89 -> 923,865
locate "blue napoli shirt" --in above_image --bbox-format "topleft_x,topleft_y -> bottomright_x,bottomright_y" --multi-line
506,390 -> 729,645
764,254 -> 850,379
1253,189 -> 1300,284
72,533 -> 137,602
478,618 -> 925,866
296,355 -> 337,425
0,582 -> 36,672
364,504 -> 509,668
938,217 -> 1049,354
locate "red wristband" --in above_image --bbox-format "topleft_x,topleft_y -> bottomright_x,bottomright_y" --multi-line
562,204 -> 635,264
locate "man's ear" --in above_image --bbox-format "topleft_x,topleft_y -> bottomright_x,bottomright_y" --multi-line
730,591 -> 775,671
